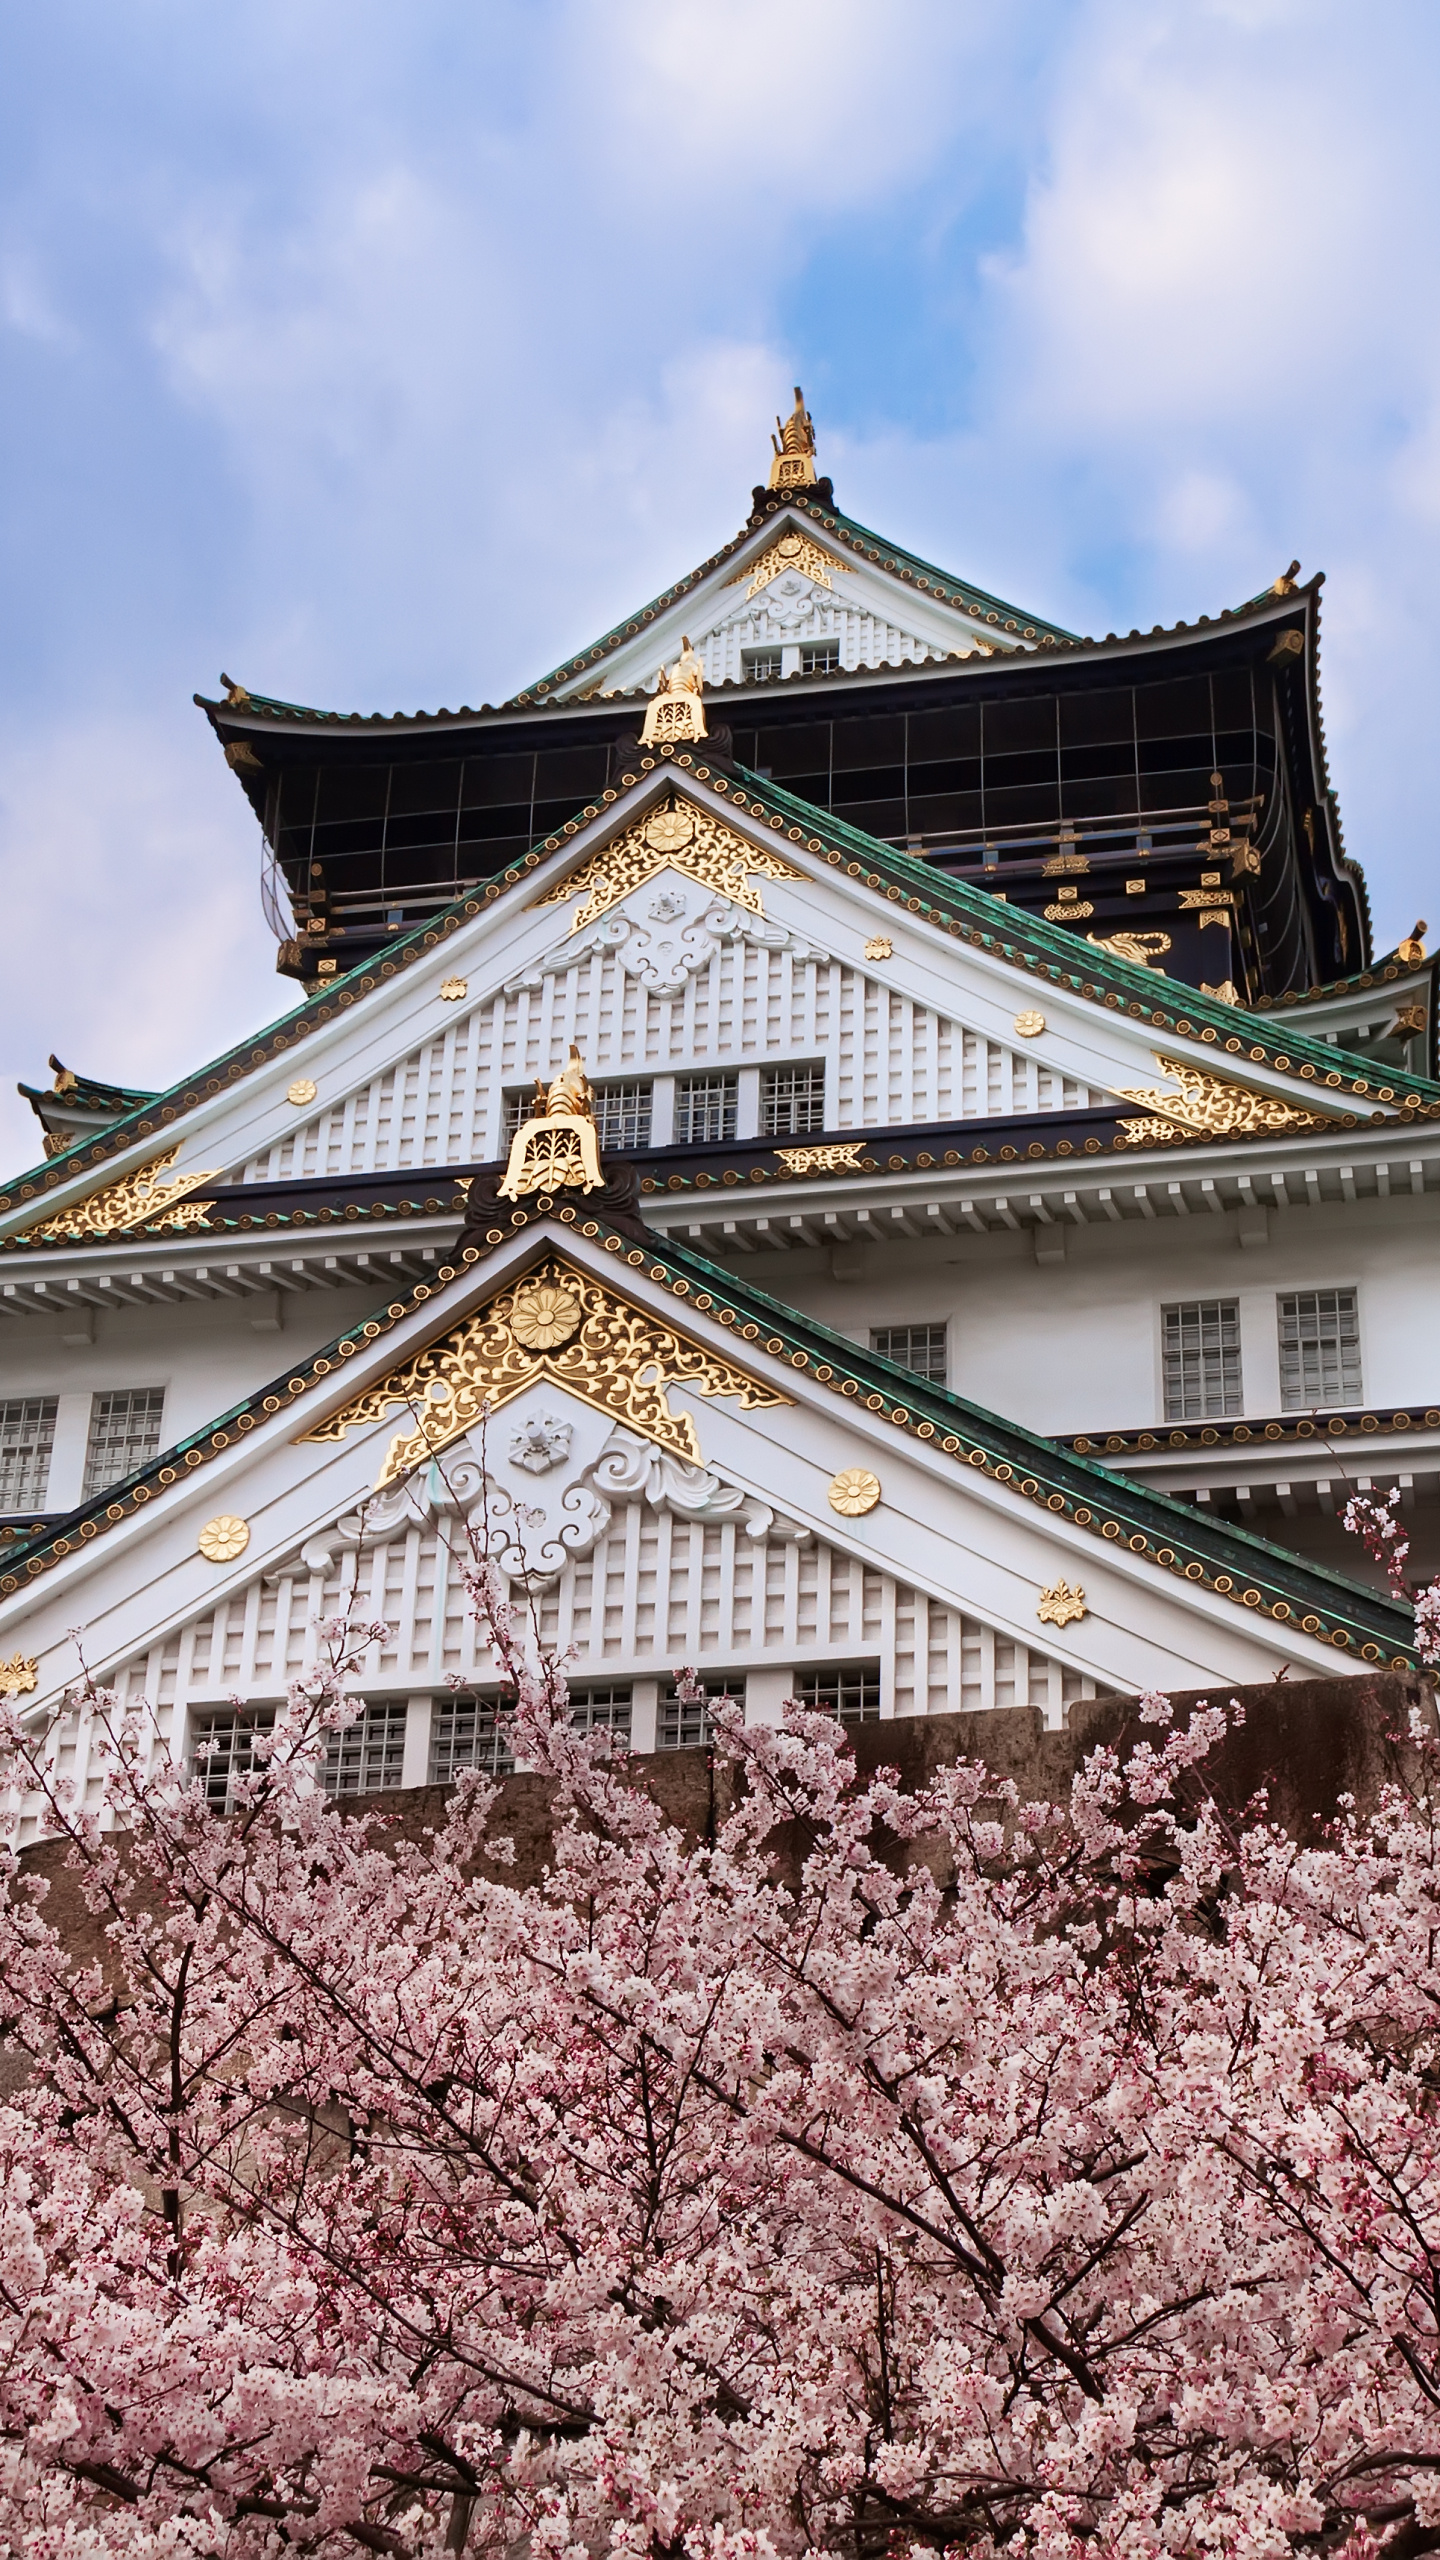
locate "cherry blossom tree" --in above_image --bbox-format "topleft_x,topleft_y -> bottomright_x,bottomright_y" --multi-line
3,1552 -> 1440,2559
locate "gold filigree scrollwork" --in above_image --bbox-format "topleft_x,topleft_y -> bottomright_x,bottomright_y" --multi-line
20,1146 -> 222,1243
1037,1581 -> 1087,1628
0,1653 -> 38,1697
773,1143 -> 866,1176
1113,1056 -> 1338,1149
733,529 -> 851,597
535,795 -> 802,934
299,1256 -> 791,1487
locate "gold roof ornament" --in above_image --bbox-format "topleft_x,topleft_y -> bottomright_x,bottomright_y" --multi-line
640,635 -> 708,747
536,795 -> 801,933
767,385 -> 817,490
496,1045 -> 605,1202
1397,919 -> 1428,965
18,1144 -> 222,1243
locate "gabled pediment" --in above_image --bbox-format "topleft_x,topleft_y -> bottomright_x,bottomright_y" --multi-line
0,755 -> 1428,1250
0,1216 -> 1417,1797
528,502 -> 1068,712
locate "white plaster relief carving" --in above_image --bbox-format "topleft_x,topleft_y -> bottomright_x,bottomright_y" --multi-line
504,892 -> 825,1005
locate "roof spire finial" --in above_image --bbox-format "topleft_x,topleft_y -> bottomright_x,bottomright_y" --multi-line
768,386 -> 817,491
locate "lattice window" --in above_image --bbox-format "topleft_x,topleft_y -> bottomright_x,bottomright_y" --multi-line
593,1083 -> 652,1151
83,1389 -> 165,1499
0,1397 -> 56,1514
1278,1289 -> 1361,1410
800,642 -> 839,674
501,1088 -> 535,1141
795,1665 -> 882,1724
658,1673 -> 744,1751
190,1708 -> 275,1813
675,1073 -> 738,1144
870,1324 -> 948,1384
1162,1300 -> 1242,1423
429,1692 -> 514,1781
569,1681 -> 632,1740
760,1063 -> 826,1135
743,649 -> 782,683
321,1699 -> 407,1798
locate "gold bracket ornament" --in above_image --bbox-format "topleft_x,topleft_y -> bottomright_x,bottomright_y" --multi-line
1037,1580 -> 1087,1628
300,1254 -> 791,1486
0,1653 -> 38,1698
19,1145 -> 221,1242
536,794 -> 801,934
1086,930 -> 1172,969
1113,1056 -> 1339,1148
497,1045 -> 605,1201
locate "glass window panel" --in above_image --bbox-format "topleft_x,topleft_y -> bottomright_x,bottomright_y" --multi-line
190,1709 -> 275,1814
1058,688 -> 1136,747
760,721 -> 831,778
1161,1300 -> 1242,1422
907,704 -> 981,760
1277,1289 -> 1361,1410
795,1666 -> 881,1725
83,1390 -> 165,1499
658,1674 -> 744,1751
594,1082 -> 652,1150
982,698 -> 1057,754
831,714 -> 905,771
385,760 -> 462,818
429,1694 -> 514,1781
760,1065 -> 825,1135
461,754 -> 535,809
322,1700 -> 408,1798
870,1324 -> 947,1383
0,1397 -> 57,1514
1134,677 -> 1213,739
744,649 -> 783,683
675,1073 -> 737,1144
800,642 -> 840,674
569,1681 -> 632,1740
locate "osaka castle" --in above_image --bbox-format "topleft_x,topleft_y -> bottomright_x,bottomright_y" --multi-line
2,392 -> 1436,1829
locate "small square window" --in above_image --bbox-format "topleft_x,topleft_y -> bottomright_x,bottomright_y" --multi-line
190,1709 -> 275,1814
760,1064 -> 826,1136
322,1699 -> 407,1798
1277,1289 -> 1361,1410
593,1082 -> 652,1151
428,1693 -> 514,1781
1161,1300 -> 1242,1422
795,1666 -> 881,1725
0,1397 -> 57,1515
83,1389 -> 165,1499
744,649 -> 783,684
658,1674 -> 744,1751
675,1073 -> 738,1145
800,642 -> 840,675
501,1088 -> 535,1141
569,1681 -> 633,1740
870,1324 -> 948,1384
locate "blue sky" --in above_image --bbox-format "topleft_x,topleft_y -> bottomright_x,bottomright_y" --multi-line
3,0 -> 1439,1174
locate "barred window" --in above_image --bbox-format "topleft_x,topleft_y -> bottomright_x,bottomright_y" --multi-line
744,648 -> 783,683
322,1699 -> 407,1798
674,1073 -> 738,1145
593,1082 -> 652,1151
190,1709 -> 275,1814
658,1673 -> 744,1752
795,1665 -> 881,1725
429,1693 -> 514,1782
83,1389 -> 165,1499
1278,1288 -> 1361,1409
760,1064 -> 826,1136
501,1088 -> 535,1141
569,1681 -> 632,1741
870,1324 -> 948,1384
0,1397 -> 57,1514
1161,1300 -> 1242,1422
800,641 -> 840,674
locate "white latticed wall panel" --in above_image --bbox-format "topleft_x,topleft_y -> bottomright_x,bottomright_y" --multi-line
238,965 -> 1101,1180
